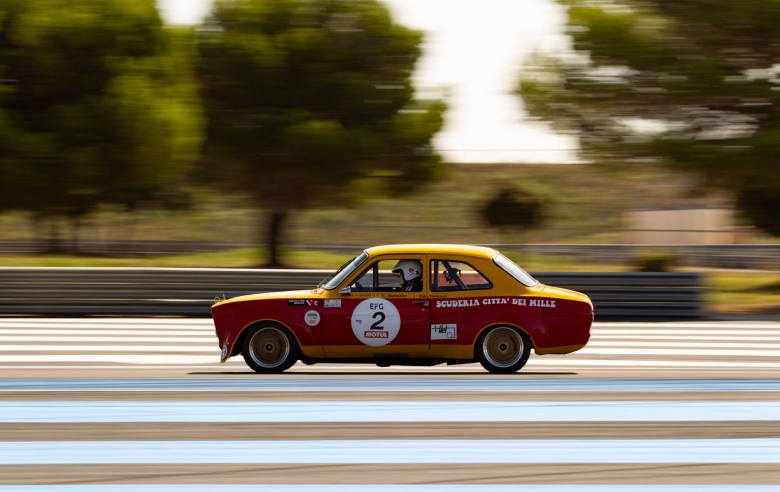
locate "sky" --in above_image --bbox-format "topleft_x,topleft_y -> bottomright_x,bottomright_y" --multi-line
157,0 -> 578,164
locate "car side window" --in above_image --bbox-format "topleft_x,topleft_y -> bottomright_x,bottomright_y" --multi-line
350,263 -> 376,292
430,260 -> 492,292
350,260 -> 420,292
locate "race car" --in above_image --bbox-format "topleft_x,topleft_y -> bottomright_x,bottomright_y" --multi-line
211,244 -> 593,374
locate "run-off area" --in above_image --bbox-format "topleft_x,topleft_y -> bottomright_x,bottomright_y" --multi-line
0,320 -> 779,486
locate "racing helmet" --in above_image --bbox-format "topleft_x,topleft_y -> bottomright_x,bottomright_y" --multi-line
392,260 -> 422,282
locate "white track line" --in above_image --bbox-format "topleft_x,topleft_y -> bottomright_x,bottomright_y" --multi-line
0,330 -> 213,336
0,345 -> 218,353
1,344 -> 776,356
588,341 -> 780,349
595,335 -> 780,341
5,338 -> 778,348
0,365 -> 243,369
592,330 -> 780,336
527,359 -> 780,368
0,325 -> 214,331
0,319 -> 214,322
0,355 -> 219,364
593,323 -> 780,328
3,439 -> 780,464
581,347 -> 780,357
0,336 -> 215,343
2,401 -> 778,423
4,358 -> 780,368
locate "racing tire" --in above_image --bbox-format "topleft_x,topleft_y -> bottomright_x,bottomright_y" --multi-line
476,326 -> 531,374
242,324 -> 298,374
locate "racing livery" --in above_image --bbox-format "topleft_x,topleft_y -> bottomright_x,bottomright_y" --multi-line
211,244 -> 593,374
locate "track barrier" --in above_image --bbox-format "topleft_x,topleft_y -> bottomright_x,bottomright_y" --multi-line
0,268 -> 700,320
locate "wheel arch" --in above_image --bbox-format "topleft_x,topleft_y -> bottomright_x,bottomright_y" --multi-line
228,318 -> 301,360
472,322 -> 535,359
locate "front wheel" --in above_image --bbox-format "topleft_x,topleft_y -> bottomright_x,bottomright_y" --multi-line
476,326 -> 531,374
242,324 -> 297,373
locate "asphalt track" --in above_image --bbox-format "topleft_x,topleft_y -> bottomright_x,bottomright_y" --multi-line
1,319 -> 780,487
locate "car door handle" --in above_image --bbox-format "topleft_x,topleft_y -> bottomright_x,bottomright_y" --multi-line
411,301 -> 429,306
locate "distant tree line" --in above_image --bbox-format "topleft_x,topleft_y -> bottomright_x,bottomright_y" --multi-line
0,0 -> 444,265
519,0 -> 780,236
3,0 -> 780,265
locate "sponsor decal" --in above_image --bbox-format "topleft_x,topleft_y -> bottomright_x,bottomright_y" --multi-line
434,297 -> 556,309
221,342 -> 229,360
351,298 -> 401,346
431,324 -> 457,340
364,330 -> 389,338
483,298 -> 509,305
325,299 -> 341,308
304,310 -> 321,326
435,299 -> 480,308
290,299 -> 321,307
529,298 -> 556,308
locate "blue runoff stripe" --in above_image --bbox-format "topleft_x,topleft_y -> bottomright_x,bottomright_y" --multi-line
2,439 -> 780,465
0,487 -> 779,492
2,400 -> 780,423
2,378 -> 780,392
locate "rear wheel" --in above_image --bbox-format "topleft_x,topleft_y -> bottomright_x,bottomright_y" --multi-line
242,324 -> 297,373
476,326 -> 531,374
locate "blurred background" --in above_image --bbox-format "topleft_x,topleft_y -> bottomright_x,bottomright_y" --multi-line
0,0 -> 778,316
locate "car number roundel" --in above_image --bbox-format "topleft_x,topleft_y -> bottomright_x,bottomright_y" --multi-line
351,298 -> 400,346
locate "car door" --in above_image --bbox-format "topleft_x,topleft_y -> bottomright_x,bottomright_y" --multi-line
321,255 -> 430,357
429,258 -> 495,347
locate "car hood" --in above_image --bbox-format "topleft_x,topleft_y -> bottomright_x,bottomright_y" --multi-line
212,289 -> 322,308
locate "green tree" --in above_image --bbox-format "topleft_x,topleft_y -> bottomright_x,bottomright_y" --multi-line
0,0 -> 203,247
518,0 -> 780,235
481,187 -> 544,232
197,0 -> 445,266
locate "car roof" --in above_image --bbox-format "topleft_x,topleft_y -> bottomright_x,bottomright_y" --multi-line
364,244 -> 498,259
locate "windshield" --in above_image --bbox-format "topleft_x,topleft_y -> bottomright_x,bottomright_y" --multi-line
493,253 -> 538,287
321,251 -> 369,290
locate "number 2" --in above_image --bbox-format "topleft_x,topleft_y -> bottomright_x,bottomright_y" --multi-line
371,311 -> 385,329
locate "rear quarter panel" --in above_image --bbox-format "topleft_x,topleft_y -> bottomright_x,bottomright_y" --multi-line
429,255 -> 592,356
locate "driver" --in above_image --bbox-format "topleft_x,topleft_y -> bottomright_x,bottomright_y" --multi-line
392,260 -> 423,292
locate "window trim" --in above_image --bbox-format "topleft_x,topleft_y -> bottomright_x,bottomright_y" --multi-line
352,262 -> 379,292
493,253 -> 538,287
322,251 -> 369,290
350,257 -> 426,293
430,259 -> 493,292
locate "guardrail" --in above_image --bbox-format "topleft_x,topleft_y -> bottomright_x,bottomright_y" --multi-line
3,240 -> 779,270
0,268 -> 701,320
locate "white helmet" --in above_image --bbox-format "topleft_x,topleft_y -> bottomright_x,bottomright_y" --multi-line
393,260 -> 422,282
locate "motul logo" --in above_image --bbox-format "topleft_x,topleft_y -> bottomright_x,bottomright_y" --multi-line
364,331 -> 389,338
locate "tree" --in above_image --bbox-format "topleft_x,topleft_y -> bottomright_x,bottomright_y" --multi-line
481,187 -> 544,232
0,0 -> 203,248
197,0 -> 445,266
518,0 -> 780,235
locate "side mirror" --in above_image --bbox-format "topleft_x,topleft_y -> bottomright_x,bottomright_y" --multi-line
339,286 -> 351,296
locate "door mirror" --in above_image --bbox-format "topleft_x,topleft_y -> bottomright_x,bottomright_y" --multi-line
339,286 -> 351,296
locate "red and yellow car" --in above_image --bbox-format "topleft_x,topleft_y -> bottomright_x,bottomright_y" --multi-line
211,244 -> 593,374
